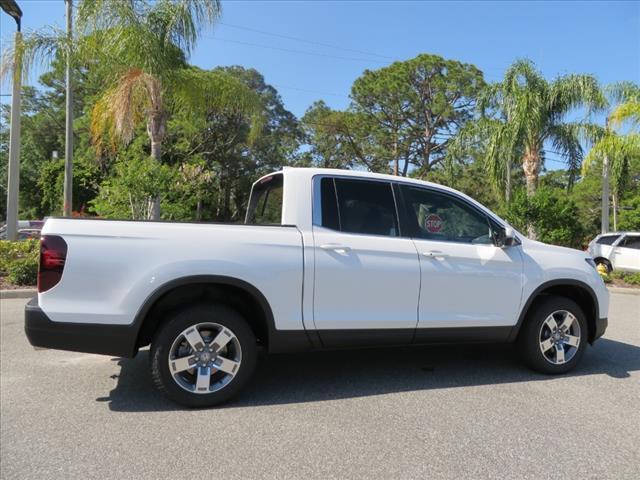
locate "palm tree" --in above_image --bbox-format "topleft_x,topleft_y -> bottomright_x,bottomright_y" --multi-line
477,60 -> 605,237
2,0 -> 263,220
77,0 -> 264,219
583,82 -> 640,232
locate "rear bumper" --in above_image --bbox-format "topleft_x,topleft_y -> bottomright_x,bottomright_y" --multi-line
592,317 -> 608,343
24,298 -> 138,358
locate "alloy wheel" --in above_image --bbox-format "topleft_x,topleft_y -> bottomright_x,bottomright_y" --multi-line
168,322 -> 242,394
538,310 -> 581,365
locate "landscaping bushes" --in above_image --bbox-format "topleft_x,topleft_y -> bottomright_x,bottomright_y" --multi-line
0,240 -> 39,287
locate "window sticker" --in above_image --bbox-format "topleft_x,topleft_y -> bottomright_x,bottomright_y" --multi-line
425,214 -> 443,233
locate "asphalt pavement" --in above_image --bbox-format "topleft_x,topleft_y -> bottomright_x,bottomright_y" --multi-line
1,293 -> 639,479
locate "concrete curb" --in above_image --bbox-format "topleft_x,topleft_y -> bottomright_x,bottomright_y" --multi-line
1,289 -> 36,300
607,286 -> 640,296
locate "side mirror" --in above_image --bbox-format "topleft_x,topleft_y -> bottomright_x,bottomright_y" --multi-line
502,227 -> 519,247
493,226 -> 519,247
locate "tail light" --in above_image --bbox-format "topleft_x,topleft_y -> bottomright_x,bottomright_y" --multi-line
38,235 -> 68,293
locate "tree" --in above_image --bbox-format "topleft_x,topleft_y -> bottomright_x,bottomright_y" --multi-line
302,101 -> 375,170
165,67 -> 299,221
90,151 -> 175,220
76,0 -> 263,219
475,59 -> 605,237
349,54 -> 485,176
583,82 -> 640,232
0,0 -> 249,219
504,187 -> 585,248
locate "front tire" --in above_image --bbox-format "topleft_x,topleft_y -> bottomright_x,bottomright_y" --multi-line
150,304 -> 257,408
517,296 -> 588,374
595,258 -> 612,273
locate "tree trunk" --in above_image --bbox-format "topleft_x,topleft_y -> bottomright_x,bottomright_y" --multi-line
402,155 -> 410,177
522,148 -> 540,239
196,199 -> 202,221
147,111 -> 166,221
505,159 -> 511,204
522,149 -> 540,197
393,133 -> 399,176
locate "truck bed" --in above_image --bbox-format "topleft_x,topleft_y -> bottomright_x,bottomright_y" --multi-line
39,218 -> 305,330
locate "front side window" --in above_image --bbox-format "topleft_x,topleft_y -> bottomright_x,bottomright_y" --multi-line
620,236 -> 640,250
319,177 -> 399,237
246,174 -> 283,224
596,235 -> 621,245
400,185 -> 493,244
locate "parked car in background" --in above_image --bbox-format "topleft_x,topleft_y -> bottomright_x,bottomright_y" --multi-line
587,232 -> 640,273
0,220 -> 45,241
16,229 -> 42,240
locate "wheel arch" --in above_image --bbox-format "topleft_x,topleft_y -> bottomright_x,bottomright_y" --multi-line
132,275 -> 277,354
509,279 -> 600,344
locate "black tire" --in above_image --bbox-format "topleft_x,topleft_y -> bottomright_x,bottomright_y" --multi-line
150,303 -> 257,408
595,258 -> 612,273
517,296 -> 588,374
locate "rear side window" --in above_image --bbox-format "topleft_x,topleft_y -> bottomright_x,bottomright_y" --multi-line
318,177 -> 398,237
246,174 -> 283,224
620,236 -> 640,250
596,235 -> 620,245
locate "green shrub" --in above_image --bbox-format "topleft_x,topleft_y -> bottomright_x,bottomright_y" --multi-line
6,258 -> 38,286
0,239 -> 39,275
502,188 -> 585,248
611,271 -> 640,286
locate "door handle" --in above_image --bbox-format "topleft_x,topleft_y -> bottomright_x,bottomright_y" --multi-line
320,244 -> 352,253
422,250 -> 449,259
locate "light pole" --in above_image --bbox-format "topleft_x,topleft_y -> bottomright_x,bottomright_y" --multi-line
63,0 -> 73,216
601,154 -> 610,234
0,0 -> 23,241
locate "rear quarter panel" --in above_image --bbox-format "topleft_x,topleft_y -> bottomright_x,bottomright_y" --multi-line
39,219 -> 304,330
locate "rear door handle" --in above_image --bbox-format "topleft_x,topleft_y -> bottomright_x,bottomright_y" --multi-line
320,244 -> 352,253
422,250 -> 449,259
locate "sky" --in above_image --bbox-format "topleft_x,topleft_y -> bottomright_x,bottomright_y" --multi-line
1,0 -> 639,166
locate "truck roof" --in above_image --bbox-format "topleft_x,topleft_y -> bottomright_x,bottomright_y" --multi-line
254,167 -> 511,231
257,166 -> 453,192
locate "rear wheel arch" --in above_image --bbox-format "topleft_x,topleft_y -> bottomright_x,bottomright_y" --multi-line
510,280 -> 599,343
133,275 -> 276,353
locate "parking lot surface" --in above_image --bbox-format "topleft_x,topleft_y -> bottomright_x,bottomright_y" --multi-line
1,292 -> 639,479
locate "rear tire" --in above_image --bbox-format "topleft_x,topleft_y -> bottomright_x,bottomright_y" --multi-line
150,303 -> 257,408
517,296 -> 588,374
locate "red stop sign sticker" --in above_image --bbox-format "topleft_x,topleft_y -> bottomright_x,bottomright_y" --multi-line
425,214 -> 443,233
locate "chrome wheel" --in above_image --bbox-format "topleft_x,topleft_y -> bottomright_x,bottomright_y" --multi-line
538,310 -> 581,365
168,322 -> 242,394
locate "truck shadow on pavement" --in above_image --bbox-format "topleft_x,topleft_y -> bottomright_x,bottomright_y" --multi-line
98,337 -> 640,412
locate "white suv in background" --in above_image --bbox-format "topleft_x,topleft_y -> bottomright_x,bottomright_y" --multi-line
588,232 -> 640,273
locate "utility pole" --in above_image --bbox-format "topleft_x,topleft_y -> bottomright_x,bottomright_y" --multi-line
63,0 -> 73,216
1,0 -> 23,241
601,154 -> 610,234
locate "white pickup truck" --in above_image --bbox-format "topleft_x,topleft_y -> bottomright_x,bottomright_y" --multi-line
25,167 -> 609,407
